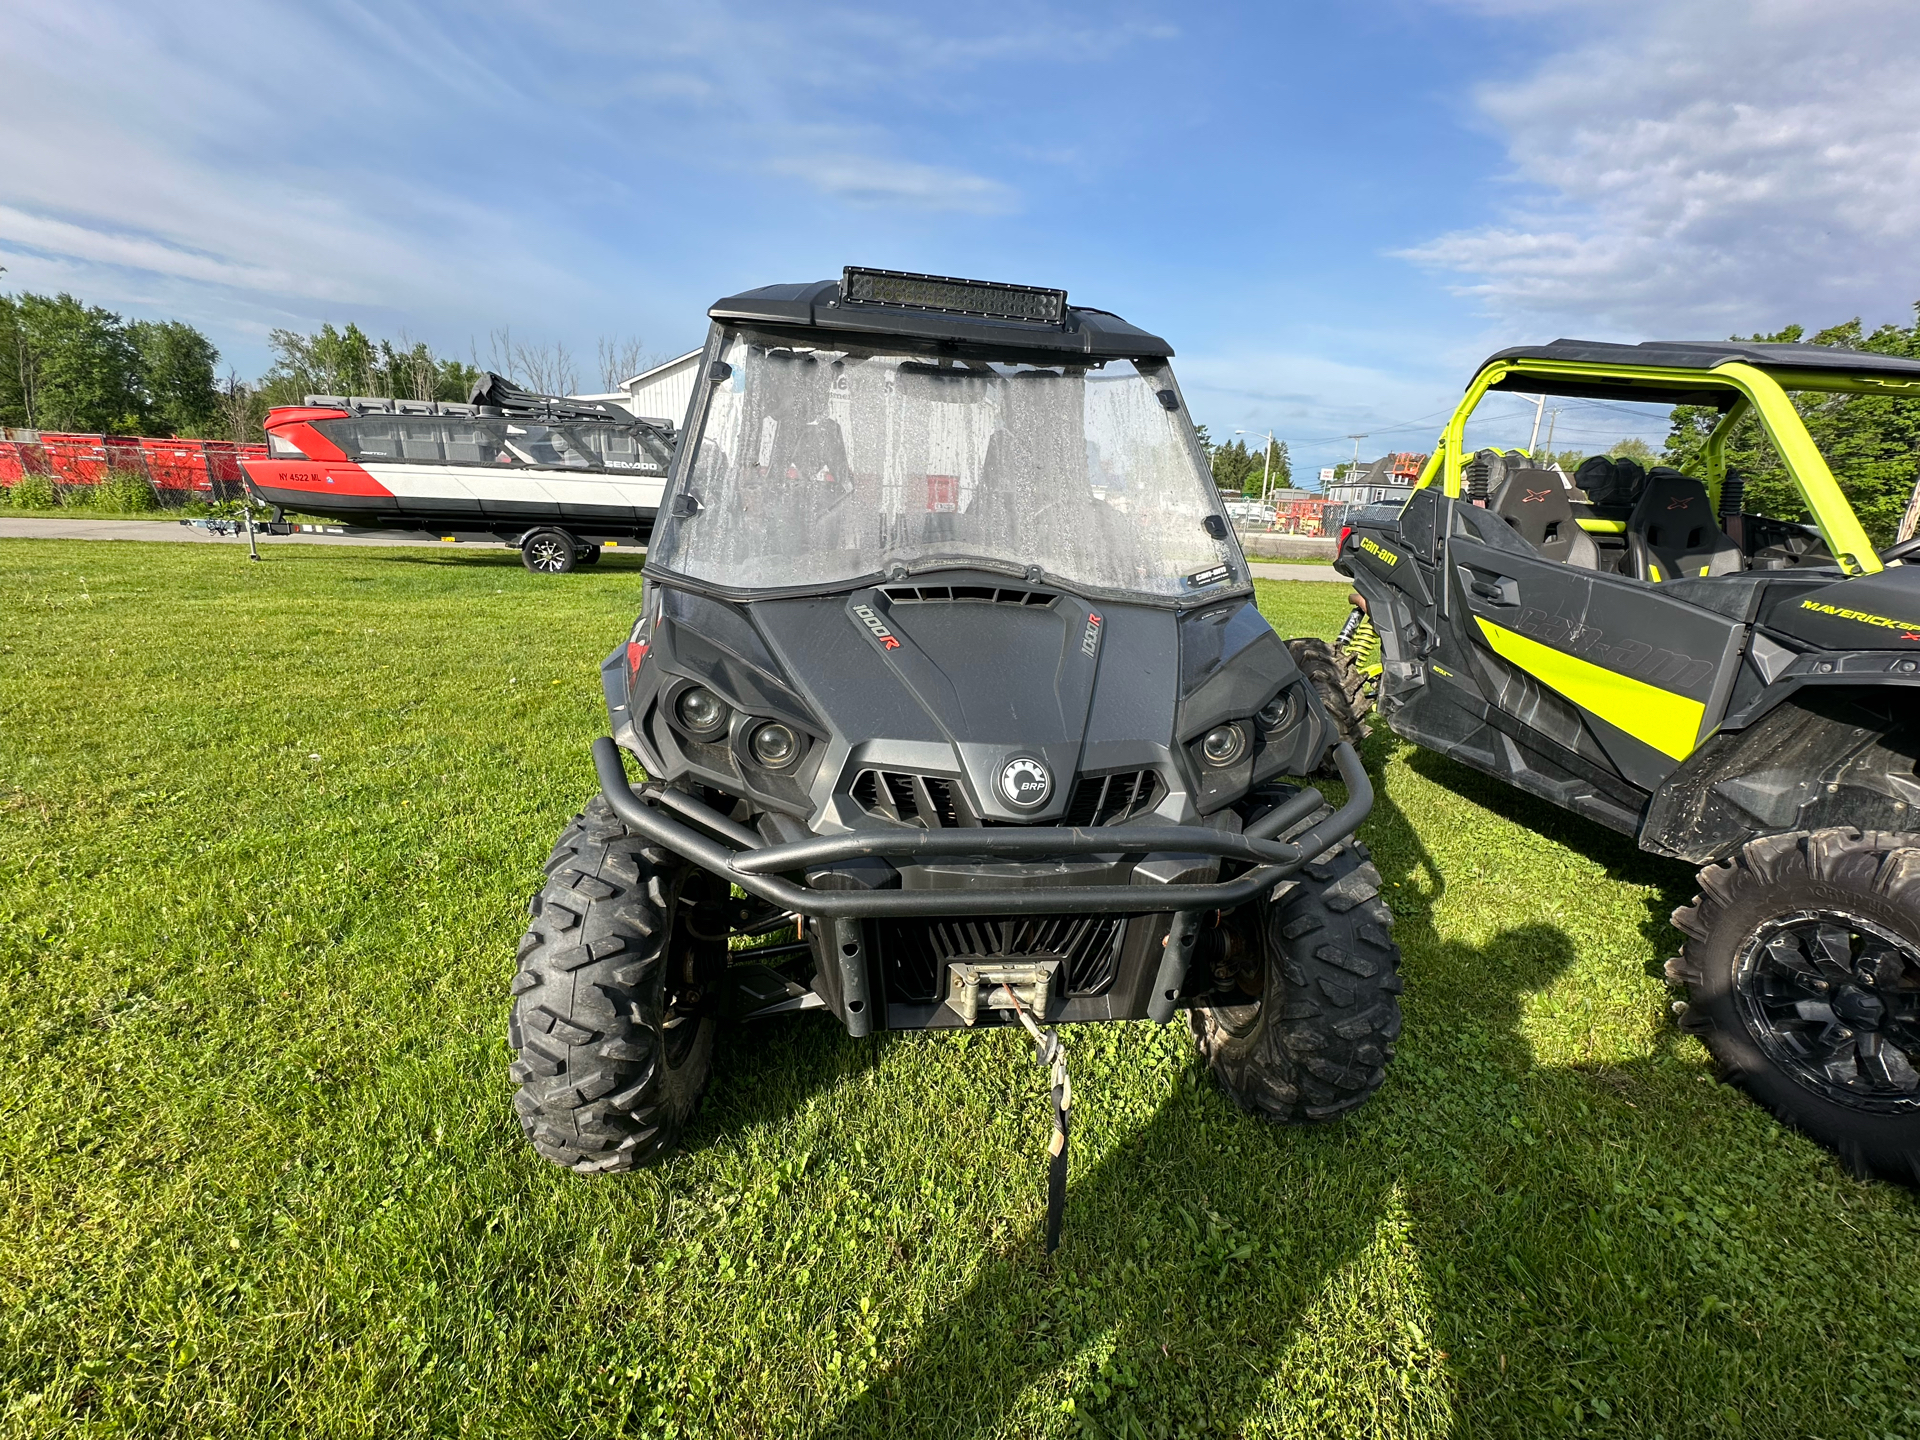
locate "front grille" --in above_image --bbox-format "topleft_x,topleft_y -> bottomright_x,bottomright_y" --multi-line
874,914 -> 1127,1003
850,767 -> 1161,829
880,584 -> 1057,607
850,769 -> 972,827
1062,771 -> 1161,826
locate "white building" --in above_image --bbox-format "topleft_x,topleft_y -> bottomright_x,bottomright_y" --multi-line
574,349 -> 704,428
1323,455 -> 1416,508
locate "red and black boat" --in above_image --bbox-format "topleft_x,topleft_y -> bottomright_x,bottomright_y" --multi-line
242,375 -> 675,571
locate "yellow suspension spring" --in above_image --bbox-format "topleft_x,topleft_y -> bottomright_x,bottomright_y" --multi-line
1337,609 -> 1383,679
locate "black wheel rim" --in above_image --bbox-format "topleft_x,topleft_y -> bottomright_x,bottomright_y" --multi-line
1733,909 -> 1920,1113
527,537 -> 568,572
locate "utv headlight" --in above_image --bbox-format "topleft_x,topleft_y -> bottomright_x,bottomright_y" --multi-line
675,686 -> 729,735
1257,688 -> 1302,734
748,721 -> 800,769
1200,723 -> 1247,767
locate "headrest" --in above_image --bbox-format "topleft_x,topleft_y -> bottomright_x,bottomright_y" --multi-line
1491,467 -> 1573,514
1574,454 -> 1646,507
1628,468 -> 1715,531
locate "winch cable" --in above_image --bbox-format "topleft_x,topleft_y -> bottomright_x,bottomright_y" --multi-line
1004,987 -> 1071,1254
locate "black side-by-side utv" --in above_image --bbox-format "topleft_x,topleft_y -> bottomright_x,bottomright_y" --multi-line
508,268 -> 1400,1176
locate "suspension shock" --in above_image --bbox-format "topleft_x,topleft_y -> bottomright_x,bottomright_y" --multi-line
1720,469 -> 1747,552
1719,470 -> 1746,521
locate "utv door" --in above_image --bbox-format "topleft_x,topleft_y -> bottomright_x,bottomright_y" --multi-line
1352,489 -> 1747,834
1442,499 -> 1748,820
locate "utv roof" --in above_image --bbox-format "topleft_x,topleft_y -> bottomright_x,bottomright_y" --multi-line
708,267 -> 1174,361
1477,338 -> 1920,406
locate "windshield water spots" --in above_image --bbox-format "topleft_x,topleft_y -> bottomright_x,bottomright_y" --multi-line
650,338 -> 1234,596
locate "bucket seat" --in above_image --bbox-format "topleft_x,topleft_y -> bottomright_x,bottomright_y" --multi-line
1624,468 -> 1742,582
1490,468 -> 1600,568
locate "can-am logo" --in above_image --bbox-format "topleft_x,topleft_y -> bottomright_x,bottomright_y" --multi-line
999,756 -> 1052,809
851,604 -> 900,651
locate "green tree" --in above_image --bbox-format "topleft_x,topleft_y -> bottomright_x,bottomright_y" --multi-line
0,293 -> 223,437
1209,438 -> 1260,494
260,325 -> 483,407
1607,436 -> 1659,466
0,293 -> 142,432
129,320 -> 221,436
1665,310 -> 1920,547
1264,438 -> 1292,490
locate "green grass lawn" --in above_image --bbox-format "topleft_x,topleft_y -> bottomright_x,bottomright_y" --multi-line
1,542 -> 1916,1439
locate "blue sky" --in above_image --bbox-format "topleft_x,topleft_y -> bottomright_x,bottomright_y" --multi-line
4,0 -> 1917,477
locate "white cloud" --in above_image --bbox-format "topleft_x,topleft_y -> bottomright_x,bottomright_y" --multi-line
0,0 -> 1150,368
1401,0 -> 1920,333
768,156 -> 1016,213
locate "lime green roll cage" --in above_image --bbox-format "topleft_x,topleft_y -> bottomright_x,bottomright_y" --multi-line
1413,358 -> 1914,576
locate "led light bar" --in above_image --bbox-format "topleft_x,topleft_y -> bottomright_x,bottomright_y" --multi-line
841,267 -> 1068,325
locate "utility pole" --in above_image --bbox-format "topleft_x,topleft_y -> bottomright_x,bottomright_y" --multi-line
1542,407 -> 1559,462
1526,394 -> 1546,455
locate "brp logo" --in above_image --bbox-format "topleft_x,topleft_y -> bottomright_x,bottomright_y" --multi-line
999,756 -> 1052,809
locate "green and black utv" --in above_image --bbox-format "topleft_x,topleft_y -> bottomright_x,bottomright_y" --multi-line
1333,338 -> 1920,1183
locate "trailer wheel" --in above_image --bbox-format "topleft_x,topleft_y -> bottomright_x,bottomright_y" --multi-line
522,528 -> 577,574
1667,827 -> 1920,1185
576,544 -> 603,566
1191,838 -> 1402,1122
508,797 -> 728,1171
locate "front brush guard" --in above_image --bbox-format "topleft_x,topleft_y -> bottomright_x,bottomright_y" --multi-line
591,737 -> 1374,921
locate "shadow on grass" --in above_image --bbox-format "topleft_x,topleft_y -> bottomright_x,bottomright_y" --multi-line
688,1019 -> 902,1157
361,550 -> 648,573
752,741 -> 1867,1437
1401,743 -> 1698,965
785,758 -> 1630,1437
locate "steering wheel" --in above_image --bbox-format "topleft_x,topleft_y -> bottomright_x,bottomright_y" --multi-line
1878,534 -> 1920,564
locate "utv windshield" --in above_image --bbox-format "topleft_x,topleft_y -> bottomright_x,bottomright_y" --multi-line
647,333 -> 1238,598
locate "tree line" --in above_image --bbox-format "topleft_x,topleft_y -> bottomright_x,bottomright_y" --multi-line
0,282 -> 654,443
6,283 -> 1914,544
1,292 -> 225,439
1665,310 -> 1920,546
1196,428 -> 1292,496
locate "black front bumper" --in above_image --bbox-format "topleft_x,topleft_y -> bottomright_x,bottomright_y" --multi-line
592,736 -> 1374,921
594,737 -> 1375,1033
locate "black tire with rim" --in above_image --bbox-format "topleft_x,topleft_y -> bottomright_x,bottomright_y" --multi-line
521,528 -> 578,574
509,796 -> 728,1172
576,544 -> 603,566
1667,827 -> 1920,1184
1191,836 -> 1402,1121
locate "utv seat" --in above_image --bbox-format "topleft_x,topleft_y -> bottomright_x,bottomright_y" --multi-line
1624,468 -> 1742,582
1490,468 -> 1600,567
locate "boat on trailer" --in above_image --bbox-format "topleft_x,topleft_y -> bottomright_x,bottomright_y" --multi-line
241,375 -> 675,571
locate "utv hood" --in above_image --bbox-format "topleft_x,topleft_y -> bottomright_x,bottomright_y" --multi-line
634,580 -> 1317,829
750,585 -> 1169,824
